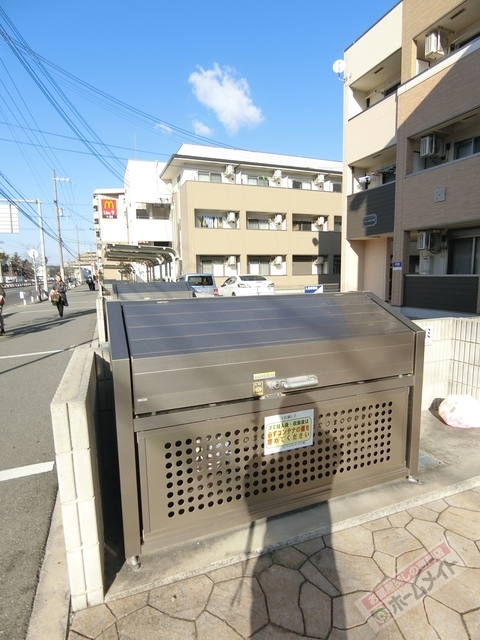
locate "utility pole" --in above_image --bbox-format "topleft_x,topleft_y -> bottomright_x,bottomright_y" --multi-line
52,169 -> 69,280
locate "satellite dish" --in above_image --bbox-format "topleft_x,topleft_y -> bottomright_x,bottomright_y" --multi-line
332,59 -> 346,74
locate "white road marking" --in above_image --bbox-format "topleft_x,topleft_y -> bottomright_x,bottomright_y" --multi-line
0,346 -> 77,359
0,461 -> 55,482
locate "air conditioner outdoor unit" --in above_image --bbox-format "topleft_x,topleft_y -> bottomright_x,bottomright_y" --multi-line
425,29 -> 449,60
417,232 -> 429,250
274,214 -> 283,225
273,256 -> 283,266
272,170 -> 282,182
314,174 -> 325,186
226,255 -> 236,266
224,164 -> 235,178
226,212 -> 236,223
417,232 -> 441,251
315,216 -> 325,227
420,134 -> 445,158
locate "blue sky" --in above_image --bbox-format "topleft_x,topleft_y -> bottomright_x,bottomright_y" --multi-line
0,0 -> 397,264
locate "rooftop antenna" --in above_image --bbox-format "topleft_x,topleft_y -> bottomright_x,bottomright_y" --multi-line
332,59 -> 346,82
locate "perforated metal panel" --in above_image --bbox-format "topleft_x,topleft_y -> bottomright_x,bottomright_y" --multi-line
137,386 -> 407,550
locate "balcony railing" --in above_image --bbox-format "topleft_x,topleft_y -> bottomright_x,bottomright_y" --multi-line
347,182 -> 395,239
404,275 -> 480,314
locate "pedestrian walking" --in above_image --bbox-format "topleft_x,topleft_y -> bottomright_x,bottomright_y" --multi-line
52,274 -> 68,318
0,283 -> 5,335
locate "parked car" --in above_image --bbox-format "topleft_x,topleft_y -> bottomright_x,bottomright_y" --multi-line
219,275 -> 275,296
177,273 -> 218,297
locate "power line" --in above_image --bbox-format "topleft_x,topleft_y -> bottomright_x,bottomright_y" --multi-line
0,122 -> 171,157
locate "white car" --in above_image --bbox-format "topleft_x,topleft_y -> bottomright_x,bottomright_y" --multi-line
219,275 -> 275,296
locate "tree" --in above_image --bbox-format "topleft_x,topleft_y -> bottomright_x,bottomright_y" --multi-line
20,258 -> 34,280
0,251 -> 9,276
9,252 -> 21,277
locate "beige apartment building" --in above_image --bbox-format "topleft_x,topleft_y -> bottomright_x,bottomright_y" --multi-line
94,145 -> 343,289
342,0 -> 480,317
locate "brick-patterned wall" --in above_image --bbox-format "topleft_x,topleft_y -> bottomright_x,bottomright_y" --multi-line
398,48 -> 480,134
399,154 -> 480,230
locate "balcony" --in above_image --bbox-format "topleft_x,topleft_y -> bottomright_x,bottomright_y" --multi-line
404,275 -> 480,314
347,182 -> 395,240
345,94 -> 397,166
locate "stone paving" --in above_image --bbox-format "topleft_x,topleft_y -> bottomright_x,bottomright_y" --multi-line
68,487 -> 480,639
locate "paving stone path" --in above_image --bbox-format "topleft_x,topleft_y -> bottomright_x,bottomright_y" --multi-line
68,487 -> 480,639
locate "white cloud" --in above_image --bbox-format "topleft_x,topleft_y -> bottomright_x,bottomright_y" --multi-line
192,120 -> 213,136
189,63 -> 264,135
155,123 -> 173,134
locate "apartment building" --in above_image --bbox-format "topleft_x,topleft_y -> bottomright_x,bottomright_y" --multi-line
94,145 -> 343,289
342,0 -> 480,317
93,160 -> 174,281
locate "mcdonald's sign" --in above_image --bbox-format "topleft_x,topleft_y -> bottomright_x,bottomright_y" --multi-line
101,199 -> 117,219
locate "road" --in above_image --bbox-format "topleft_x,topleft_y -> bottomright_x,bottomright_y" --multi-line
0,284 -> 98,640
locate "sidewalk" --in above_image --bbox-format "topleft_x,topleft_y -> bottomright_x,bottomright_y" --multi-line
65,408 -> 480,639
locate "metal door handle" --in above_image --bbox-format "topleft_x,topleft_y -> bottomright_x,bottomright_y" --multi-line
267,375 -> 318,391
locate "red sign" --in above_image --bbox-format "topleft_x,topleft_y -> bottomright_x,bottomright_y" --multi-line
101,199 -> 117,219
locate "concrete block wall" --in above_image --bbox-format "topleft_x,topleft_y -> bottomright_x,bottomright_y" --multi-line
50,348 -> 106,612
414,317 -> 480,410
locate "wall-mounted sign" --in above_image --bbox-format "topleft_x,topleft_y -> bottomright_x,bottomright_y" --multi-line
304,285 -> 324,294
362,214 -> 378,228
392,262 -> 402,271
101,199 -> 117,219
264,409 -> 314,455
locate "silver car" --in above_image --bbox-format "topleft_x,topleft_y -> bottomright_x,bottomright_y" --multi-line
177,273 -> 218,297
219,275 -> 275,296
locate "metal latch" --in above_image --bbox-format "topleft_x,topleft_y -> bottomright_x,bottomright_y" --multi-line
267,375 -> 318,391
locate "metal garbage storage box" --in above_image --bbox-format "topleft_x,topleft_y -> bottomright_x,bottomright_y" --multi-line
105,280 -> 194,300
107,291 -> 425,560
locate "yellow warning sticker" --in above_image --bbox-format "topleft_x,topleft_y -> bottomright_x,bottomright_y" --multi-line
253,371 -> 275,381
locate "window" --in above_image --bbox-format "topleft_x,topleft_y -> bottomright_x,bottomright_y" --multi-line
292,215 -> 325,231
246,212 -> 285,230
334,217 -> 342,232
248,257 -> 271,276
198,257 -> 234,277
195,210 -> 239,229
151,205 -> 170,219
293,219 -> 313,231
333,255 -> 341,275
136,209 -> 148,219
292,180 -> 311,190
448,237 -> 480,274
292,256 -> 313,275
247,219 -> 269,230
247,176 -> 269,186
454,136 -> 480,160
198,171 -> 222,182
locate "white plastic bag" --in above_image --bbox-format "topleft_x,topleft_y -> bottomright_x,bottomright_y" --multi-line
438,394 -> 480,429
